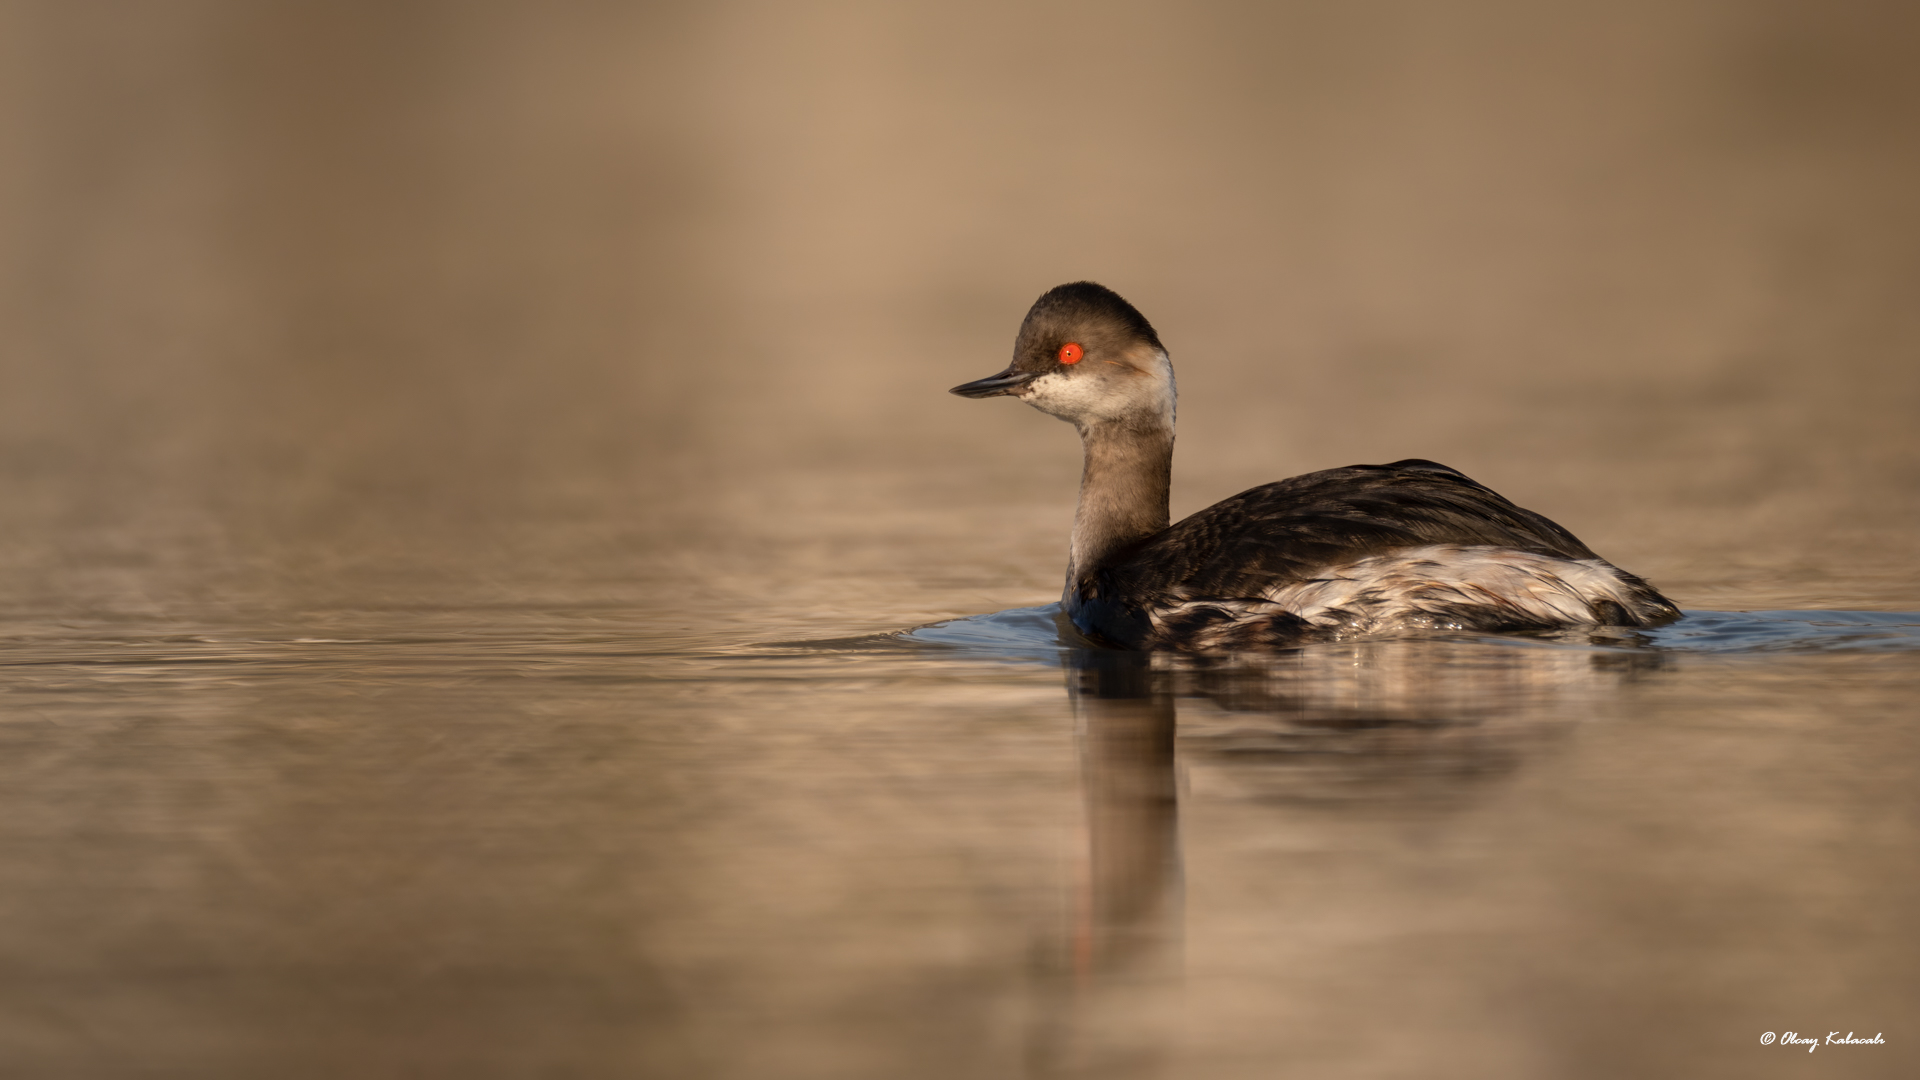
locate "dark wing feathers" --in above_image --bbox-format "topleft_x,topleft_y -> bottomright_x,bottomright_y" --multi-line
1100,460 -> 1599,601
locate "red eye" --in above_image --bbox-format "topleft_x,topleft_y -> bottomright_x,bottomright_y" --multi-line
1058,342 -> 1084,364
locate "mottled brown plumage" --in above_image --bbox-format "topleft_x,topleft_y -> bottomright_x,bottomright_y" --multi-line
951,283 -> 1678,650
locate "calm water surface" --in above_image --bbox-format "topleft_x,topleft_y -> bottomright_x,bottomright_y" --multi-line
4,559 -> 1916,1078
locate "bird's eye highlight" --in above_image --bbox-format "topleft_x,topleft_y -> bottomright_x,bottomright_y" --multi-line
1058,342 -> 1084,364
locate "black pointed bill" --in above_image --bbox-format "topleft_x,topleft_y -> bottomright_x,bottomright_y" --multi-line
949,368 -> 1040,398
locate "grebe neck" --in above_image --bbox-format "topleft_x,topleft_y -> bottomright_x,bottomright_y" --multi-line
1066,419 -> 1173,595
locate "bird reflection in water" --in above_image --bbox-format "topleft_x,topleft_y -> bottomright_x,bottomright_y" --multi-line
1026,633 -> 1664,1076
1025,646 -> 1181,1079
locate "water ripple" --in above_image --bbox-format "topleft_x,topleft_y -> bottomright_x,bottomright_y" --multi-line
894,606 -> 1920,660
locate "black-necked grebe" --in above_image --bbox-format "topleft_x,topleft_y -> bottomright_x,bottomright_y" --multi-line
951,282 -> 1679,651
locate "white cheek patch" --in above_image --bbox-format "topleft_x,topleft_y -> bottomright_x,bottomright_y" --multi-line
1137,348 -> 1176,429
1021,371 -> 1112,421
1019,348 -> 1177,428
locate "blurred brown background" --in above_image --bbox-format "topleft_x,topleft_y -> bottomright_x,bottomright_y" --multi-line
2,5 -> 1918,1078
3,0 -> 1917,628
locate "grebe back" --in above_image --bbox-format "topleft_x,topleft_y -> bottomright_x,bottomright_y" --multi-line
950,282 -> 1678,651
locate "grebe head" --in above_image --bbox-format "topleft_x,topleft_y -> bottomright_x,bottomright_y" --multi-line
950,282 -> 1175,432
